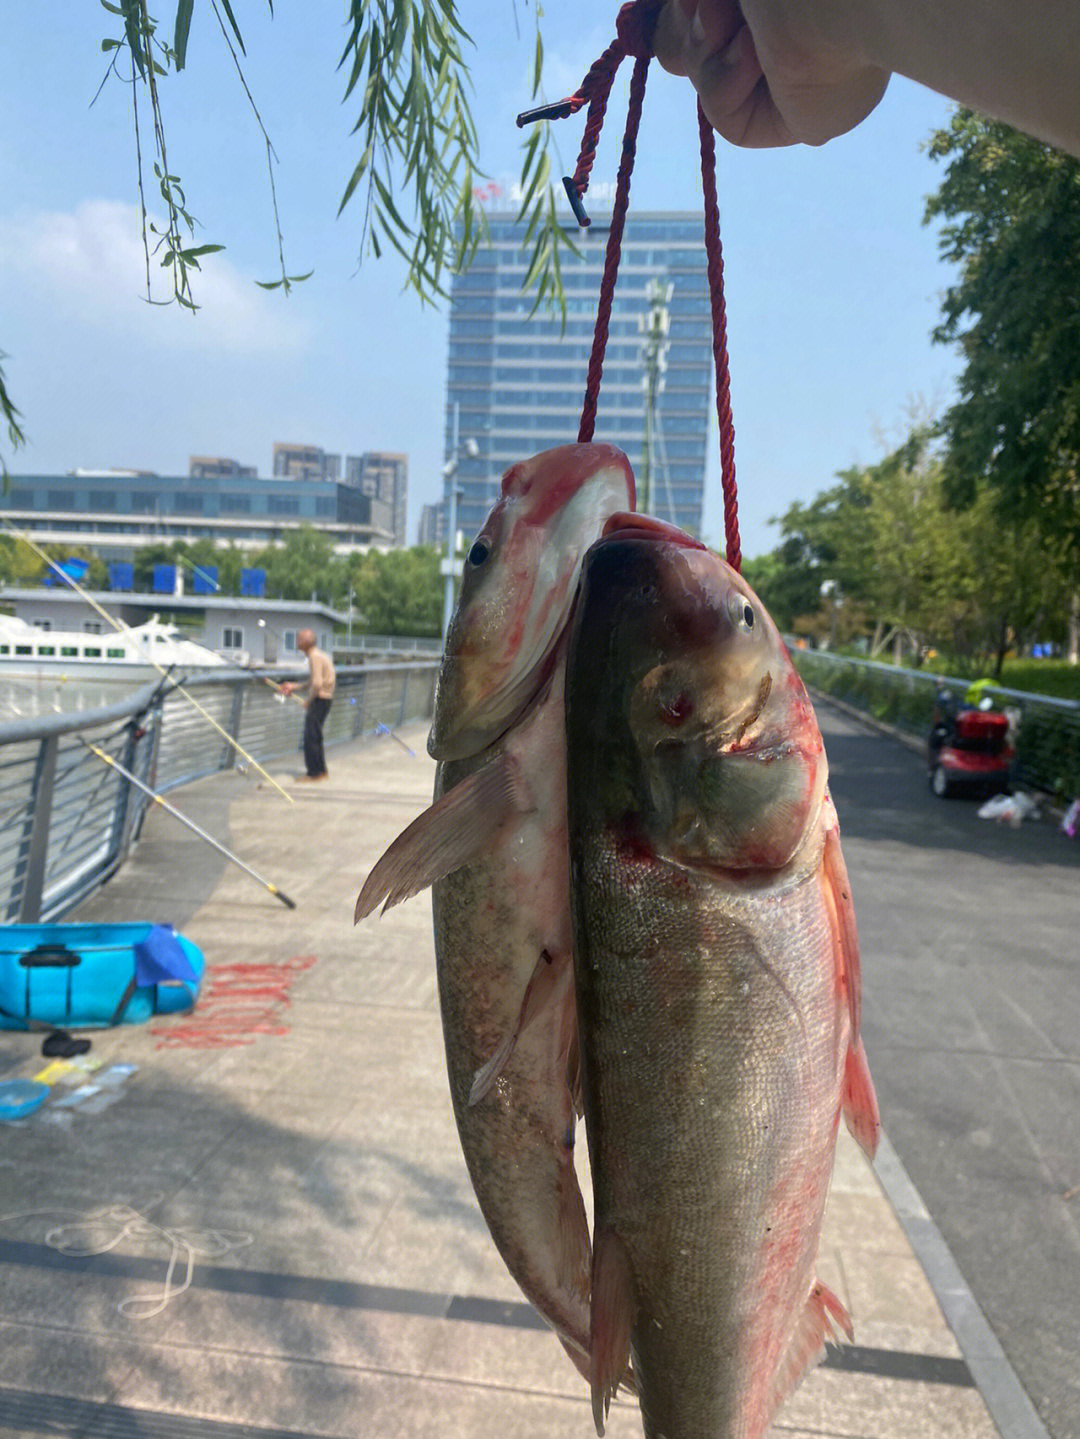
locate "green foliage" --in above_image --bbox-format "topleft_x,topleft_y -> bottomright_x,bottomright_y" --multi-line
345,545 -> 442,636
250,526 -> 337,602
925,111 -> 1080,558
0,352 -> 26,478
759,424 -> 1073,675
999,660 -> 1080,701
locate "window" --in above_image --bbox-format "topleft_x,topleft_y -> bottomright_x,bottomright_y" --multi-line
107,647 -> 125,658
84,647 -> 102,658
222,627 -> 244,650
268,496 -> 300,516
283,630 -> 297,651
130,492 -> 158,514
15,644 -> 32,655
60,646 -> 77,657
0,645 -> 8,655
47,489 -> 76,510
220,493 -> 251,515
83,621 -> 103,634
31,620 -> 51,630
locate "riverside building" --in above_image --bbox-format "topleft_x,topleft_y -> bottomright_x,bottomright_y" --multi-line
442,210 -> 713,545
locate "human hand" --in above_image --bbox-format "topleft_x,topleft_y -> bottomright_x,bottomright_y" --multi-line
280,682 -> 294,696
652,0 -> 889,147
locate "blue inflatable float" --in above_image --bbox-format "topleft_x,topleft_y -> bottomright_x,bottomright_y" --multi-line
0,922 -> 204,1030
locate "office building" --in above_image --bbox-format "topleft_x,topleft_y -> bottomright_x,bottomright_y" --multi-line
344,452 -> 408,547
1,471 -> 394,560
443,211 -> 713,544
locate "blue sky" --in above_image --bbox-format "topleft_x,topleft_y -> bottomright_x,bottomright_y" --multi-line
0,3 -> 961,558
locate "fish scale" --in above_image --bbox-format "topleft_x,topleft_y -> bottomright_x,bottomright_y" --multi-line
565,517 -> 879,1439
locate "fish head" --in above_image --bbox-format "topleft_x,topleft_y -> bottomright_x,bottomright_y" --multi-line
567,516 -> 826,871
429,443 -> 636,760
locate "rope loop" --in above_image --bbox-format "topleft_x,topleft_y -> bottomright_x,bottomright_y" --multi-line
518,0 -> 739,566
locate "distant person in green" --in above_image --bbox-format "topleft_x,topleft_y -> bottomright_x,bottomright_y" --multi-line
282,629 -> 336,782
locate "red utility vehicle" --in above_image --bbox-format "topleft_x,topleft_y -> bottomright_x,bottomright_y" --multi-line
928,692 -> 1014,798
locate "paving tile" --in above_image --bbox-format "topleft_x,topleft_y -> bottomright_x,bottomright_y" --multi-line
0,735 -> 1012,1439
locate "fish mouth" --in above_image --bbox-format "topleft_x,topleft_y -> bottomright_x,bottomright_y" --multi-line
598,513 -> 708,548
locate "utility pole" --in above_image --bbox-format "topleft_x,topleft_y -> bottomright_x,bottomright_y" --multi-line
638,278 -> 672,516
440,401 -> 479,641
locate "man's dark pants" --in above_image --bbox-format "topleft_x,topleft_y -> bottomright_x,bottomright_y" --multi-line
304,697 -> 332,777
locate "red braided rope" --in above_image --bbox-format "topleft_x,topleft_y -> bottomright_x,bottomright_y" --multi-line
698,101 -> 740,571
578,54 -> 650,444
568,41 -> 625,208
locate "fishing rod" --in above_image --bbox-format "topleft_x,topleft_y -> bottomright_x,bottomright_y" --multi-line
78,738 -> 297,909
2,524 -> 294,805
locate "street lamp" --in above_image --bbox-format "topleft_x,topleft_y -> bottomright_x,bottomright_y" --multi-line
441,401 -> 480,641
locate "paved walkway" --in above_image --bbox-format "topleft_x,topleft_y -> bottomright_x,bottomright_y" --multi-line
0,723 -> 1022,1439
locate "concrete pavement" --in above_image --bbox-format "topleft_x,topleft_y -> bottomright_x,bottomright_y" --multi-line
0,721 -> 1023,1439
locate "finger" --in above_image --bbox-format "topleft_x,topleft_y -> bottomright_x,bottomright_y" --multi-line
653,0 -> 739,80
693,22 -> 797,146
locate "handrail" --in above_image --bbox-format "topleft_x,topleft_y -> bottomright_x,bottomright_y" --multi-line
0,660 -> 439,923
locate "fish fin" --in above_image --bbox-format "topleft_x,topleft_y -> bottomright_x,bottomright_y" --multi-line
590,1227 -> 635,1436
557,1332 -> 592,1384
821,812 -> 880,1158
765,1279 -> 853,1427
842,1036 -> 881,1160
566,1028 -> 584,1118
468,947 -> 571,1105
354,753 -> 527,920
821,816 -> 862,1038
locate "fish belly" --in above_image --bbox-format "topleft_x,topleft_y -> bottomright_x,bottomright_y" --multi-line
432,698 -> 590,1358
576,838 -> 846,1439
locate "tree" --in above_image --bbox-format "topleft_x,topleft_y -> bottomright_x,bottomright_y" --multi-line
251,526 -> 340,602
346,546 -> 442,636
1,1 -> 572,469
925,111 -> 1080,560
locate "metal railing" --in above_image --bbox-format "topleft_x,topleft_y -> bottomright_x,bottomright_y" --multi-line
791,647 -> 1080,798
0,661 -> 438,924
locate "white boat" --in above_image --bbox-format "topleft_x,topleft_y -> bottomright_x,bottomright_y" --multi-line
0,614 -> 228,682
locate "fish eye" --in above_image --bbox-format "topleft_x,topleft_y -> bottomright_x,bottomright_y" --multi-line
727,592 -> 756,632
468,538 -> 491,567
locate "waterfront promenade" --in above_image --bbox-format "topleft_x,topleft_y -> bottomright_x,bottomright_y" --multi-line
0,714 -> 1057,1439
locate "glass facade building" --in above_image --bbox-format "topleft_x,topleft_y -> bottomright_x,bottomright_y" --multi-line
443,211 -> 713,544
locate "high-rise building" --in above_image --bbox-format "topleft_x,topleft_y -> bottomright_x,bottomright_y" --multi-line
189,456 -> 257,479
417,503 -> 444,548
272,443 -> 341,481
345,452 -> 408,547
443,211 -> 713,544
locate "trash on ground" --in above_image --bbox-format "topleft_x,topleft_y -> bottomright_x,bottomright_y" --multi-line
977,791 -> 1041,825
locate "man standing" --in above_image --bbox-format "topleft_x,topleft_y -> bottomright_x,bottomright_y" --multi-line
283,628 -> 336,781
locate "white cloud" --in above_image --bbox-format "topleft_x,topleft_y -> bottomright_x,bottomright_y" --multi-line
0,199 -> 311,355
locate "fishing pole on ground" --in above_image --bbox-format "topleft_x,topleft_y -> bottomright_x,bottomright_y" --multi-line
77,737 -> 297,909
1,523 -> 295,805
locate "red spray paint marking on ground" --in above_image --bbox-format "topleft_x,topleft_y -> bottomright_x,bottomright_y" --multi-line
150,955 -> 317,1049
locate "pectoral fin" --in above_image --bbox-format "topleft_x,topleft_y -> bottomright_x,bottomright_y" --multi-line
842,1036 -> 880,1159
468,947 -> 572,1105
355,752 -> 528,919
821,813 -> 862,1038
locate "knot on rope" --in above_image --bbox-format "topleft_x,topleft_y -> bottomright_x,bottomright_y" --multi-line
615,0 -> 661,59
517,0 -> 661,226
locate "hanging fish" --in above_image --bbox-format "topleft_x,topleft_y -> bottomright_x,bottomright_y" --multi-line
564,514 -> 880,1439
356,444 -> 636,1381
